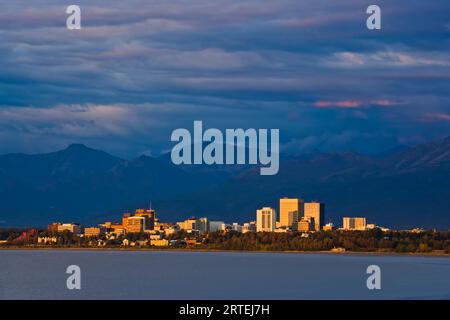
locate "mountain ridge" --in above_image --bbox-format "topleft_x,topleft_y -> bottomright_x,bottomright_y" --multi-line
0,137 -> 449,229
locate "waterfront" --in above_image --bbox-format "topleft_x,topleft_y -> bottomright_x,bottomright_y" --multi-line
0,250 -> 449,299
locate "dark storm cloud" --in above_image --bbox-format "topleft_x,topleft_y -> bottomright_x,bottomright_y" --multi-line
0,0 -> 449,156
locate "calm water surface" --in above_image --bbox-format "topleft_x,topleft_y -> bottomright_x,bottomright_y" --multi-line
0,250 -> 449,299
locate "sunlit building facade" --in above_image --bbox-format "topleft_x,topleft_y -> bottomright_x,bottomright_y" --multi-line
304,202 -> 325,231
134,209 -> 156,230
256,207 -> 276,232
279,198 -> 302,230
126,216 -> 146,233
343,217 -> 367,231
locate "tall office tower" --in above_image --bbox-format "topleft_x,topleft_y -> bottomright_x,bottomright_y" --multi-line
199,217 -> 210,233
256,207 -> 277,232
126,216 -> 146,233
343,217 -> 367,231
279,198 -> 303,229
304,202 -> 325,231
135,209 -> 156,230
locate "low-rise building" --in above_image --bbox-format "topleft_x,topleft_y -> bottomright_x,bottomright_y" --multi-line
155,222 -> 172,231
57,223 -> 81,235
37,236 -> 58,244
163,225 -> 180,235
84,227 -> 105,237
186,239 -> 200,246
323,223 -> 335,231
107,223 -> 126,235
242,221 -> 256,233
150,239 -> 169,246
177,218 -> 198,231
342,217 -> 367,231
209,221 -> 225,232
298,217 -> 315,232
232,223 -> 242,232
135,240 -> 149,246
47,222 -> 61,233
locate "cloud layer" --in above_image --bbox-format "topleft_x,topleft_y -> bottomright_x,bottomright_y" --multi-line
0,0 -> 449,156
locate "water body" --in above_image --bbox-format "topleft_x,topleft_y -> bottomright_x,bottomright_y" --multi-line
0,250 -> 448,300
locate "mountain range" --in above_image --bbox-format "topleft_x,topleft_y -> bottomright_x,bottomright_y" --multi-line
1,137 -> 450,229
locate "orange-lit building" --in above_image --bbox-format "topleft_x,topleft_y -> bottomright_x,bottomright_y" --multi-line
126,216 -> 146,233
343,217 -> 367,231
279,198 -> 303,230
323,223 -> 335,231
122,213 -> 131,228
134,209 -> 155,230
304,202 -> 325,231
110,223 -> 126,235
47,222 -> 61,233
298,217 -> 315,232
84,227 -> 104,237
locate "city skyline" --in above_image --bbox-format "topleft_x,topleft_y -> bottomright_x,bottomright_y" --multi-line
1,0 -> 449,304
1,136 -> 450,229
1,1 -> 450,231
31,197 -> 404,235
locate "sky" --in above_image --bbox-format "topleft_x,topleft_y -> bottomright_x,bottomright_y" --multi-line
0,0 -> 449,157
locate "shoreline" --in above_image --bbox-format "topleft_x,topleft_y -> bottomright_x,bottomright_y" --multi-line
1,246 -> 449,257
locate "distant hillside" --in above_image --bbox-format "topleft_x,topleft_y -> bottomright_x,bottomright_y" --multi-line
0,144 -> 214,225
0,138 -> 450,229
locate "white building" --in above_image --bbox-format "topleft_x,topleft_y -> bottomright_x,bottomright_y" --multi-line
57,223 -> 81,235
210,221 -> 225,232
232,223 -> 242,232
242,222 -> 256,233
256,207 -> 276,232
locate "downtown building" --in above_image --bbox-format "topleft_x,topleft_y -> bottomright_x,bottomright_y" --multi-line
279,197 -> 303,230
342,217 -> 367,231
256,207 -> 277,232
177,217 -> 210,233
304,202 -> 325,231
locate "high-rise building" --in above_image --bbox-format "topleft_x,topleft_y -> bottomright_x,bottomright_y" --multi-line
126,216 -> 146,233
198,217 -> 210,233
256,207 -> 276,232
304,202 -> 325,231
135,209 -> 156,230
279,198 -> 303,230
342,217 -> 366,231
